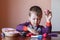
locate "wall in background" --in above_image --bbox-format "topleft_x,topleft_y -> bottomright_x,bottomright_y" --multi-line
0,0 -> 51,30
52,0 -> 60,31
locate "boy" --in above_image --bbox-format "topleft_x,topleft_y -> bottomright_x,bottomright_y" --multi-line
16,6 -> 52,37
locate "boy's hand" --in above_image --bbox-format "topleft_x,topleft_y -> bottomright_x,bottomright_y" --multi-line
44,9 -> 52,22
27,27 -> 39,35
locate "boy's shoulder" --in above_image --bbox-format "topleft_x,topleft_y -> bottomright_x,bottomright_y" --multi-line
16,22 -> 30,31
17,22 -> 30,26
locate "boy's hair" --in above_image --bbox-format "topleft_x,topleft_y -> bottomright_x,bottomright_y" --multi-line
29,6 -> 42,16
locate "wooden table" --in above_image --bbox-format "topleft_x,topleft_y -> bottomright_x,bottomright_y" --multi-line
0,34 -> 60,40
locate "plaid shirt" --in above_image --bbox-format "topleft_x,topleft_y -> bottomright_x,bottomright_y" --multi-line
16,22 -> 52,37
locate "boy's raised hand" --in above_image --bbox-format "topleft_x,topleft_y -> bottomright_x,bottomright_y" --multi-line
44,9 -> 52,22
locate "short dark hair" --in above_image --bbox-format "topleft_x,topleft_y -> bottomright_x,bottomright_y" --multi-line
29,6 -> 42,16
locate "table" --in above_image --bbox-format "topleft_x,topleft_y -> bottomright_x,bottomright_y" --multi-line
0,34 -> 60,40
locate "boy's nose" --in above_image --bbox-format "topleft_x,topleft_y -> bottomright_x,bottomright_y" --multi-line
35,19 -> 38,23
35,19 -> 37,22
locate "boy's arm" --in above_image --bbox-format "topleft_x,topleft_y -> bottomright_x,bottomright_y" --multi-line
42,20 -> 52,38
16,24 -> 28,36
42,10 -> 52,37
44,9 -> 52,33
16,24 -> 26,32
45,20 -> 52,33
16,24 -> 39,36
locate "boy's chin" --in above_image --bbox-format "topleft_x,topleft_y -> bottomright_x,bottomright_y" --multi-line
33,24 -> 38,26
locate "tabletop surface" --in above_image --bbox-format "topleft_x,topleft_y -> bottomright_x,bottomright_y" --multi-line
0,34 -> 60,40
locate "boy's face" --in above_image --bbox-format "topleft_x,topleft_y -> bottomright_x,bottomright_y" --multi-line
29,11 -> 42,26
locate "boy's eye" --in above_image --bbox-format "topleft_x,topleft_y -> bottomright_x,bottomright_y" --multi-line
33,18 -> 41,21
38,19 -> 41,20
33,18 -> 35,20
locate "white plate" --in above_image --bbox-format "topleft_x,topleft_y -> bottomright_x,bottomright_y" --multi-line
2,28 -> 20,37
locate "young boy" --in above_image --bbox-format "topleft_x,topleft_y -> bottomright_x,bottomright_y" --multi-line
16,6 -> 52,37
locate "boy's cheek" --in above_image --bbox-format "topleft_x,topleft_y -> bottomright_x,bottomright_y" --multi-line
31,22 -> 36,26
30,20 -> 35,24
